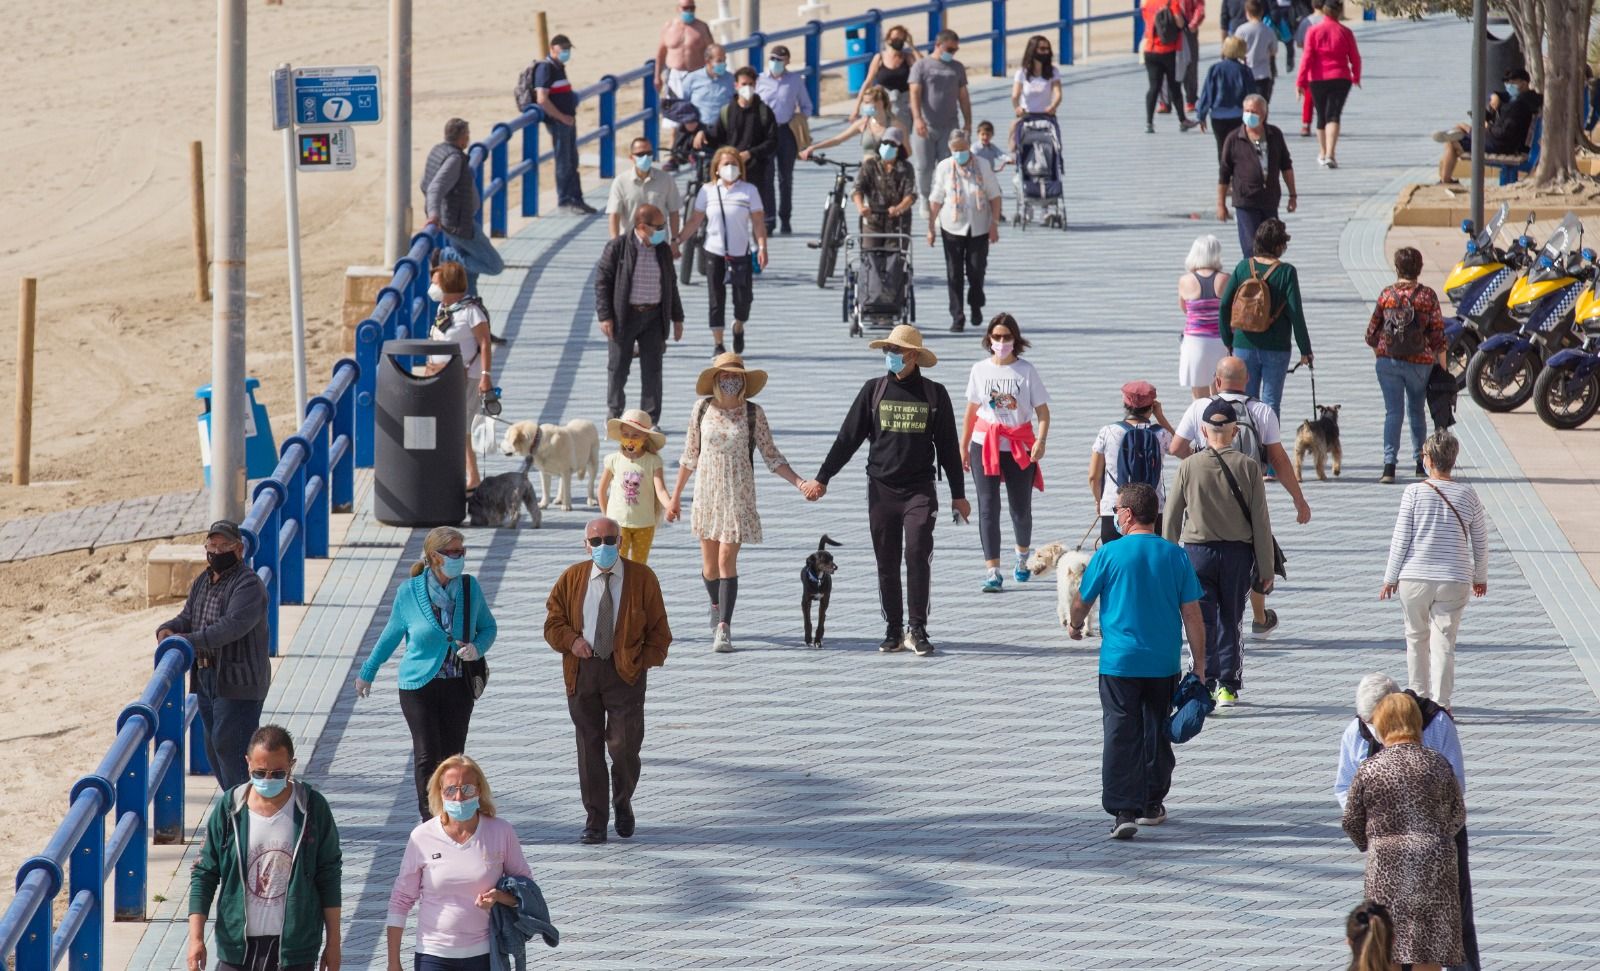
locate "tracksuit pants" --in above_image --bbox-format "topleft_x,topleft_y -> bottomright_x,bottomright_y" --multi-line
1099,673 -> 1179,816
1185,540 -> 1255,693
867,479 -> 938,629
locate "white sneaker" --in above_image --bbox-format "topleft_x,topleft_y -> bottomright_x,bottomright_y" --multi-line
1317,156 -> 1329,167
712,625 -> 733,653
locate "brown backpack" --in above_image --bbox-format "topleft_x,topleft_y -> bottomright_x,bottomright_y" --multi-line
1232,260 -> 1284,334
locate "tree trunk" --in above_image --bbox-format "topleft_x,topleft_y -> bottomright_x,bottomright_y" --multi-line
1534,0 -> 1588,184
1504,0 -> 1544,91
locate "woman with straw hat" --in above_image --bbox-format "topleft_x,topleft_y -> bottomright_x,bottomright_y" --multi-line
599,409 -> 672,565
667,352 -> 809,652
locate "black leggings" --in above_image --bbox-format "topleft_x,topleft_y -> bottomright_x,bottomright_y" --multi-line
969,442 -> 1033,561
397,675 -> 475,820
1211,116 -> 1243,159
1144,52 -> 1186,125
1310,78 -> 1352,129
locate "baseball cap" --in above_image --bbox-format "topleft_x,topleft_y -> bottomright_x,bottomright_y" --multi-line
207,520 -> 243,543
770,45 -> 791,59
551,34 -> 573,49
1121,380 -> 1157,409
1202,397 -> 1239,427
881,126 -> 905,145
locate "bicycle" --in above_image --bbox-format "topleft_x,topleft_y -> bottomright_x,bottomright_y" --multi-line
679,148 -> 715,286
805,154 -> 860,289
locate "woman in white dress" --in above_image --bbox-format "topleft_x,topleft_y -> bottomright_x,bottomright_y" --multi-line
1177,234 -> 1227,398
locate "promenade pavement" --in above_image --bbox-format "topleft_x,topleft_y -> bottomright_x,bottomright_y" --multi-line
132,17 -> 1600,970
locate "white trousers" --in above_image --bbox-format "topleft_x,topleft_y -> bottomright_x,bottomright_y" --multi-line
1399,578 -> 1470,709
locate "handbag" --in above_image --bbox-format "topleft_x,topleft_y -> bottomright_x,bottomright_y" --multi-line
459,575 -> 489,699
1208,448 -> 1288,589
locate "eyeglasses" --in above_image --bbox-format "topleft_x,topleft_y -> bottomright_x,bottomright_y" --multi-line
440,548 -> 465,558
645,221 -> 667,231
250,769 -> 290,781
442,784 -> 479,799
586,535 -> 620,547
632,151 -> 652,159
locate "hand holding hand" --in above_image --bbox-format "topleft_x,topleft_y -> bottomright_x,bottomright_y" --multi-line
571,637 -> 594,659
1378,583 -> 1396,601
952,498 -> 971,523
666,498 -> 681,521
456,642 -> 481,663
354,678 -> 372,699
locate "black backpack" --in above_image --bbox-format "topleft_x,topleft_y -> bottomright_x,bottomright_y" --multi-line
1110,421 -> 1164,488
869,375 -> 944,478
1153,1 -> 1183,45
1382,284 -> 1428,358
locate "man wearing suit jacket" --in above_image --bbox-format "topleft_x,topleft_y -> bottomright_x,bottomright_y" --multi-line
544,516 -> 673,844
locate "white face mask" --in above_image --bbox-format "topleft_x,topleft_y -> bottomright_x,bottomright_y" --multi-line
737,84 -> 755,100
427,283 -> 445,303
719,163 -> 739,183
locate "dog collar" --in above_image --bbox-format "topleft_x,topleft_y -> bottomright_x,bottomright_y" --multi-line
804,567 -> 822,584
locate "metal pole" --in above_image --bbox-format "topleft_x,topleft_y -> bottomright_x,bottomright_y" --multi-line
743,0 -> 760,36
1469,0 -> 1487,232
189,142 -> 211,301
281,66 -> 308,427
14,277 -> 36,486
211,0 -> 248,523
384,0 -> 413,266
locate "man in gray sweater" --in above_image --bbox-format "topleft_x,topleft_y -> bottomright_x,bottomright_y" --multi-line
156,521 -> 271,791
1163,398 -> 1275,709
422,118 -> 505,297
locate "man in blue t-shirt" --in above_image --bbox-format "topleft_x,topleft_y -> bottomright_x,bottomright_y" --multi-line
1070,481 -> 1207,841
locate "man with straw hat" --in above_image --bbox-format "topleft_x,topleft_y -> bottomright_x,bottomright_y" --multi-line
809,325 -> 968,656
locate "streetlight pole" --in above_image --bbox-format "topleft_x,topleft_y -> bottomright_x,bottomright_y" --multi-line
384,0 -> 413,266
1470,0 -> 1487,233
211,0 -> 248,522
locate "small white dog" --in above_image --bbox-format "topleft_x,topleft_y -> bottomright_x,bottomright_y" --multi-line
500,419 -> 600,511
1027,541 -> 1099,638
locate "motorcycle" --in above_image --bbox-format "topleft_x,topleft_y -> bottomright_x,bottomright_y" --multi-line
1466,212 -> 1591,413
1532,275 -> 1600,429
1442,203 -> 1536,386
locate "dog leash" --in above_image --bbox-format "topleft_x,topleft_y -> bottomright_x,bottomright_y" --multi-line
1072,515 -> 1099,552
1288,360 -> 1319,411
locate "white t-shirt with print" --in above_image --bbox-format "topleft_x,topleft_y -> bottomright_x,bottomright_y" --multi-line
695,180 -> 763,258
429,302 -> 490,378
244,801 -> 296,936
1092,421 -> 1173,515
965,357 -> 1050,451
1012,67 -> 1060,113
1173,392 -> 1283,454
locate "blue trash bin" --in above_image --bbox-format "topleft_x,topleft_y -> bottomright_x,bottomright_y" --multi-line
196,377 -> 278,487
846,24 -> 870,94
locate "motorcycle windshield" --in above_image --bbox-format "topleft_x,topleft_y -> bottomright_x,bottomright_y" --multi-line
1476,202 -> 1509,250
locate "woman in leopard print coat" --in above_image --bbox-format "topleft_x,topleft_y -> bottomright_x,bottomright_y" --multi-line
1341,692 -> 1467,969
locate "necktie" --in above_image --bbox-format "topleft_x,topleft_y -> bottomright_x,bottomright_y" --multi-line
593,573 -> 614,659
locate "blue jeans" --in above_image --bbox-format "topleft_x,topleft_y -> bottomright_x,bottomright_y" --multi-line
1235,346 -> 1292,416
1235,205 -> 1277,260
1376,355 -> 1430,466
545,119 -> 584,206
1185,541 -> 1256,693
441,226 -> 505,299
194,667 -> 264,792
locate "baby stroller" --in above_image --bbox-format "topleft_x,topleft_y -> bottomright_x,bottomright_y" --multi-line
842,232 -> 915,337
1011,114 -> 1066,230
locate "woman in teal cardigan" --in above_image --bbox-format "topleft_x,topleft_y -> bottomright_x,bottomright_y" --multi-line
1218,217 -> 1313,425
354,525 -> 497,819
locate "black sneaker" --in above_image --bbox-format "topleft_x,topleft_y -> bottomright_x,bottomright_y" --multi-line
949,318 -> 965,333
780,221 -> 793,235
733,329 -> 745,354
711,344 -> 726,360
1415,460 -> 1427,477
1136,804 -> 1167,826
1251,608 -> 1279,636
878,626 -> 906,652
1110,812 -> 1139,840
1379,463 -> 1396,484
907,626 -> 935,656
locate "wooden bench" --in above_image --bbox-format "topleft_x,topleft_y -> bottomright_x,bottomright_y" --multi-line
1484,114 -> 1541,185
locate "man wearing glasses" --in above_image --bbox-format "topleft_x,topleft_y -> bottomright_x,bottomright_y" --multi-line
545,517 -> 673,844
596,203 -> 686,427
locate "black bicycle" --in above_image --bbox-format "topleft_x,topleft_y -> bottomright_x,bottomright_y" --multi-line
679,148 -> 715,286
806,154 -> 859,288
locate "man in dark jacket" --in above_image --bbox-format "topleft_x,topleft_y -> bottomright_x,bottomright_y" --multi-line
595,204 -> 685,426
157,521 -> 270,791
1216,94 -> 1296,258
1434,68 -> 1542,185
422,118 -> 506,296
701,66 -> 778,200
807,325 -> 969,657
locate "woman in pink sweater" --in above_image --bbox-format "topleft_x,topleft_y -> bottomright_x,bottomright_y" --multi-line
386,756 -> 532,971
1296,0 -> 1361,168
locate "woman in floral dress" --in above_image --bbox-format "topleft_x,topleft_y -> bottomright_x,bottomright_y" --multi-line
668,352 -> 808,653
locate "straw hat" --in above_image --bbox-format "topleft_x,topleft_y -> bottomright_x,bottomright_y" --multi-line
605,409 -> 667,451
695,352 -> 768,397
868,324 -> 938,367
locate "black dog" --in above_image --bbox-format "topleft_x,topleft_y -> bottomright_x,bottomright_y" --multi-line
801,535 -> 842,648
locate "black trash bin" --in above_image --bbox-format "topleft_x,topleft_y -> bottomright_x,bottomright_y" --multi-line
1484,28 -> 1525,91
375,339 -> 466,527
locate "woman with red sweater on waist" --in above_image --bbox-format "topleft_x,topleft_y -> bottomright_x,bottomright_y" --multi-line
1296,0 -> 1360,168
1142,0 -> 1201,133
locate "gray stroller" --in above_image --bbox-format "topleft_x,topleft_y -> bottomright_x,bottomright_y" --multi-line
1011,114 -> 1066,230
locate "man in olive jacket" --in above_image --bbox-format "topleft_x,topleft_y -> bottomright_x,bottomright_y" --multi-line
595,204 -> 686,427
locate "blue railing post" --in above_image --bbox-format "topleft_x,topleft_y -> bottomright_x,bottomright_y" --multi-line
247,486 -> 284,656
303,401 -> 331,555
472,155 -> 486,230
1061,0 -> 1075,66
1132,0 -> 1144,52
750,32 -> 767,69
599,78 -> 618,179
865,11 -> 884,64
521,119 -> 541,218
280,442 -> 307,604
15,869 -> 54,970
152,639 -> 191,844
66,779 -> 110,971
189,695 -> 211,776
926,2 -> 943,49
805,22 -> 823,115
990,0 -> 1006,77
112,704 -> 154,921
332,377 -> 355,511
642,62 -> 660,152
490,124 -> 510,238
1363,4 -> 1376,20
354,320 -> 378,469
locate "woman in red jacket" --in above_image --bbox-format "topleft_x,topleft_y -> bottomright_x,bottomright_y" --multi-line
1142,0 -> 1201,133
1296,0 -> 1360,168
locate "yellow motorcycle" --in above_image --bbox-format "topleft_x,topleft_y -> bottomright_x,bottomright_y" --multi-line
1442,203 -> 1536,385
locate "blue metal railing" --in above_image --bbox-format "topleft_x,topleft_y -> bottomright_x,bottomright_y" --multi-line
0,361 -> 360,971
350,0 -> 1139,462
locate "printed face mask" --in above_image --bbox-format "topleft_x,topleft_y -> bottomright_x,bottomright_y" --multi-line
884,351 -> 905,373
427,283 -> 445,302
620,434 -> 646,453
1243,111 -> 1262,128
720,163 -> 740,182
878,143 -> 898,161
991,339 -> 1014,358
591,542 -> 620,569
953,149 -> 971,165
443,797 -> 479,821
717,375 -> 745,398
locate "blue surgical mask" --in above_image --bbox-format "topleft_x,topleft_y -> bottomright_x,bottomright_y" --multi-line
1114,510 -> 1128,535
557,48 -> 572,64
939,50 -> 955,63
769,60 -> 786,76
1243,111 -> 1262,128
861,105 -> 877,118
650,227 -> 668,245
635,154 -> 653,172
680,10 -> 695,22
251,776 -> 288,799
592,543 -> 620,569
878,143 -> 898,161
443,798 -> 479,821
953,150 -> 971,165
712,62 -> 727,76
439,554 -> 465,579
884,351 -> 905,373
1506,87 -> 1519,101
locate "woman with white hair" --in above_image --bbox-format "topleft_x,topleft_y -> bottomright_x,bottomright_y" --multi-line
1379,429 -> 1489,711
1177,235 -> 1227,398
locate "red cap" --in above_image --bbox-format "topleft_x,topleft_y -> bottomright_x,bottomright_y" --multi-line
1121,380 -> 1157,409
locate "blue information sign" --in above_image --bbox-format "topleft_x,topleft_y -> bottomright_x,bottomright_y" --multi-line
292,66 -> 381,126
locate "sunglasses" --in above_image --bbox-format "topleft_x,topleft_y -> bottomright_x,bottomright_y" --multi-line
250,769 -> 290,781
645,221 -> 667,231
440,548 -> 465,558
442,784 -> 479,799
586,535 -> 620,547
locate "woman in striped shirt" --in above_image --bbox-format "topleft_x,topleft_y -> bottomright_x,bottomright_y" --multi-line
1379,431 -> 1489,711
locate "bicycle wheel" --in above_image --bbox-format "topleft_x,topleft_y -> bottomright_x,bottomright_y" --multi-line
678,237 -> 697,285
817,204 -> 844,288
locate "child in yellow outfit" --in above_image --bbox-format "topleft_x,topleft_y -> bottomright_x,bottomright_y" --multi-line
599,409 -> 672,563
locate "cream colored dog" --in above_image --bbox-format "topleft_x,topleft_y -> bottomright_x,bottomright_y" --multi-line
500,419 -> 600,511
1027,542 -> 1099,638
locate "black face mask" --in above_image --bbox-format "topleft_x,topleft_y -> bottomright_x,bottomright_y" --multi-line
888,39 -> 906,51
207,550 -> 240,573
1037,53 -> 1053,69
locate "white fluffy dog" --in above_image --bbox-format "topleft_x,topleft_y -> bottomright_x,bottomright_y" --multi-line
500,419 -> 600,511
1027,542 -> 1099,638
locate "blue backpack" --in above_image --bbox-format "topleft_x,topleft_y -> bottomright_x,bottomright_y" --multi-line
1112,421 -> 1164,489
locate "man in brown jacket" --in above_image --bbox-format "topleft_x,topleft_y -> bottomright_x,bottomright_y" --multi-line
544,516 -> 673,844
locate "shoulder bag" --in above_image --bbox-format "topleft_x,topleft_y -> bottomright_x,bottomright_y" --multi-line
459,575 -> 489,699
1423,480 -> 1470,541
1209,448 -> 1287,588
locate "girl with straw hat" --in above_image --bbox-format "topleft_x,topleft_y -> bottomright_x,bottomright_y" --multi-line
667,352 -> 809,652
598,409 -> 672,565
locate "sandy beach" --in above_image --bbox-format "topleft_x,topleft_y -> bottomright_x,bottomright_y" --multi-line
0,0 -> 1078,893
